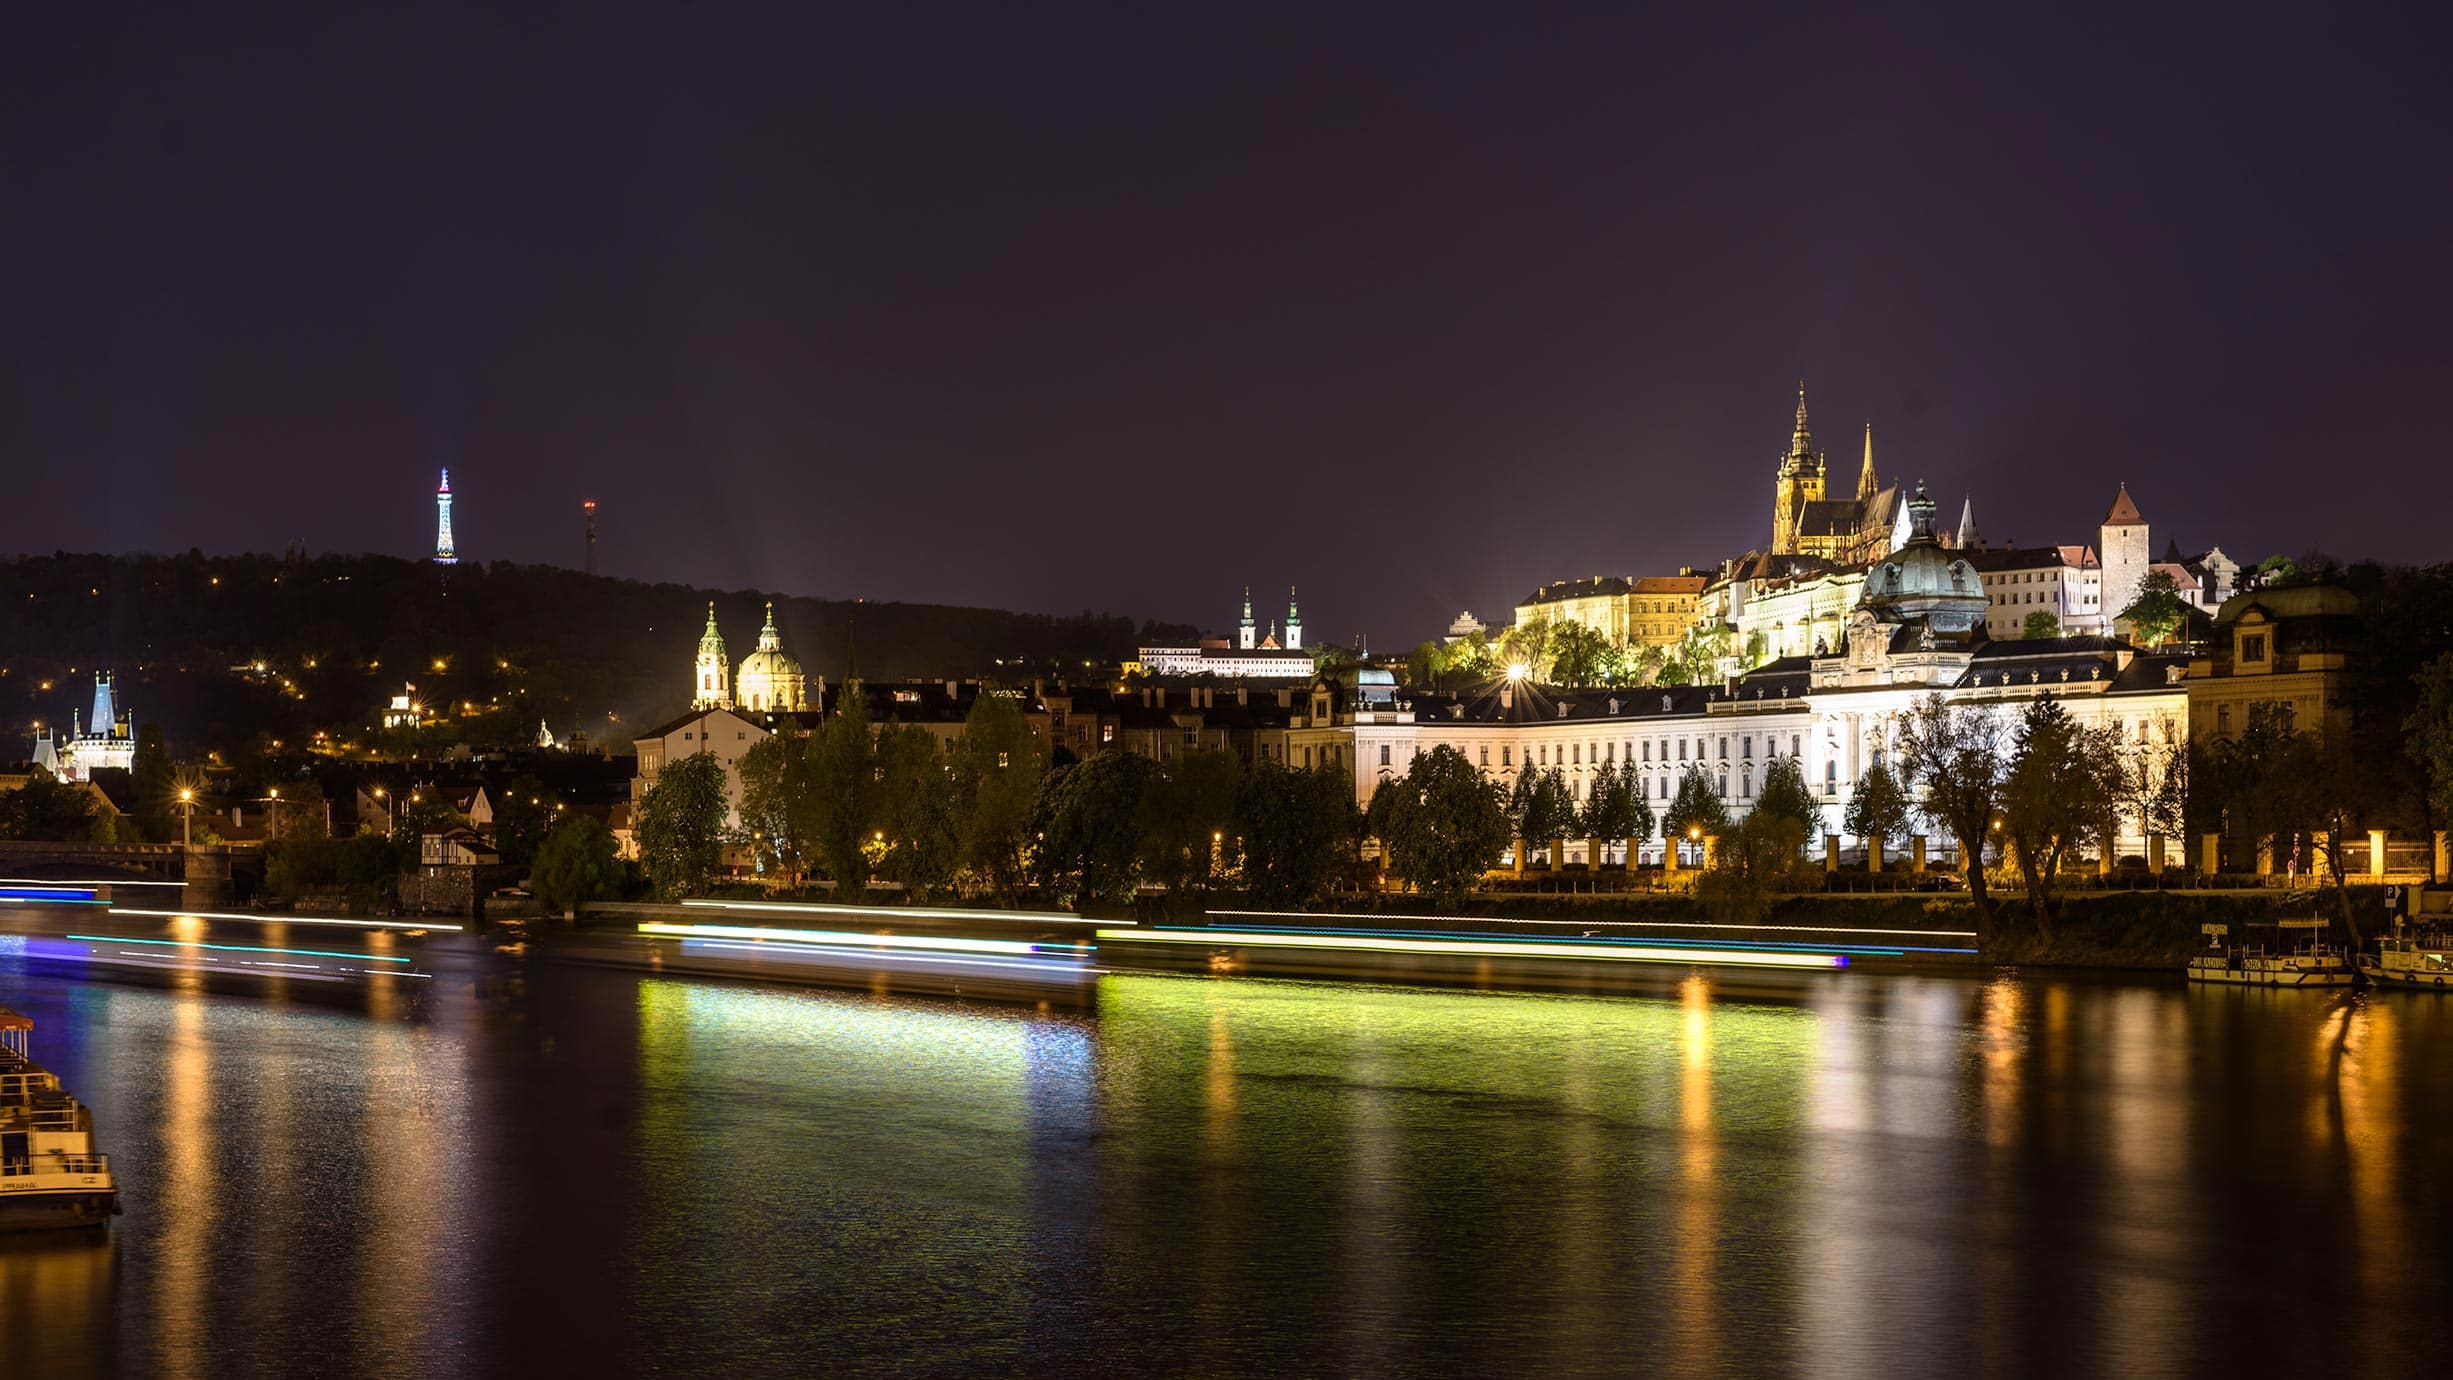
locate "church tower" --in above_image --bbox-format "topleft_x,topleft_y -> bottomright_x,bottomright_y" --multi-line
692,603 -> 732,710
2099,483 -> 2151,625
1285,588 -> 1303,651
1771,384 -> 1825,554
1239,587 -> 1257,650
1857,422 -> 1877,501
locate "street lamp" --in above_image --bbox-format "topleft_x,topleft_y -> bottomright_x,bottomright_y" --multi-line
178,787 -> 195,848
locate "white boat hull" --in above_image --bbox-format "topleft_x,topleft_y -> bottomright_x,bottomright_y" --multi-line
2357,954 -> 2453,990
2187,958 -> 2355,987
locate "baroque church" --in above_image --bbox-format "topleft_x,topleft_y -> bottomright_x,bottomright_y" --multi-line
1770,384 -> 1905,566
690,601 -> 813,712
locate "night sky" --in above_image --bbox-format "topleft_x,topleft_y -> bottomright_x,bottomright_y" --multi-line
8,4 -> 2449,649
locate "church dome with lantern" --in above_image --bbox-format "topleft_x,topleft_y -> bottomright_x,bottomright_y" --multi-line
1861,481 -> 1989,639
734,601 -> 809,712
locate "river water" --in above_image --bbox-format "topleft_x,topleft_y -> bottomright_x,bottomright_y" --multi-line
3,915 -> 2450,1378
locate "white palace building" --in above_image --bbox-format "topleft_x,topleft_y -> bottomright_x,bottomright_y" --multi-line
1344,485 -> 2191,865
1134,588 -> 1314,679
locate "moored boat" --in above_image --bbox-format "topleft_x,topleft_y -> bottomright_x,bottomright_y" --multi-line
2186,921 -> 2354,988
2358,925 -> 2453,990
0,1007 -> 120,1230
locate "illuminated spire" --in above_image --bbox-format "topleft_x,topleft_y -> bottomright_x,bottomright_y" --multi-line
1285,587 -> 1303,651
1956,495 -> 1981,548
1239,586 -> 1256,650
756,599 -> 782,651
433,468 -> 458,564
1792,382 -> 1812,452
1857,421 -> 1876,501
693,602 -> 731,709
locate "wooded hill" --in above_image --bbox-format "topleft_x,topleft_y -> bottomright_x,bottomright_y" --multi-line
0,552 -> 1192,754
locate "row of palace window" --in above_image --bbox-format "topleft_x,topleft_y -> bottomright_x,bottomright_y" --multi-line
1360,734 -> 1820,771
1460,733 -> 1808,769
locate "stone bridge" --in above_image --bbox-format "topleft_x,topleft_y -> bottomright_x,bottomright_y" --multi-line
0,840 -> 246,908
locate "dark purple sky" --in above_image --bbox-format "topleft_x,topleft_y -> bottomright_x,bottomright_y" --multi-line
8,4 -> 2449,648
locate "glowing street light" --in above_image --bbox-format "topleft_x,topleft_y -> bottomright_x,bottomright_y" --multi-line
1505,662 -> 1530,683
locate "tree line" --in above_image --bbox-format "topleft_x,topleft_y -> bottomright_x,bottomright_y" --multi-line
631,691 -> 1367,910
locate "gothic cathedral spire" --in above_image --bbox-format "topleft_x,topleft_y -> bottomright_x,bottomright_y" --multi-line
1771,382 -> 1825,555
1857,421 -> 1877,501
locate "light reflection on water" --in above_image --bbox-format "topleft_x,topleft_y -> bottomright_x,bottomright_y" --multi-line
1,957 -> 2450,1376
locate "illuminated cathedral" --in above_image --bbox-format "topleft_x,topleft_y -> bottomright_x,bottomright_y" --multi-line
691,601 -> 812,712
1770,385 -> 1905,565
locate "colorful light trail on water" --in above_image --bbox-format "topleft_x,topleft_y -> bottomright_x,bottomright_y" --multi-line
106,907 -> 462,932
1207,908 -> 1973,940
637,921 -> 1090,958
1099,927 -> 1848,970
677,899 -> 1107,926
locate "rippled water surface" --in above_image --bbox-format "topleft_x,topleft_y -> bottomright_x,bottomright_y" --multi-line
5,926 -> 2452,1378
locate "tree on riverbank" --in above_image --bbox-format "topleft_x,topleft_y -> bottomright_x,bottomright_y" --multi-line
2409,650 -> 2453,835
1842,760 -> 1911,864
531,814 -> 624,916
1237,759 -> 1360,907
1030,750 -> 1157,905
1580,760 -> 1651,863
1753,756 -> 1822,856
1998,698 -> 2116,943
1895,694 -> 2007,944
953,691 -> 1044,902
635,750 -> 728,899
1697,810 -> 1809,926
1369,745 -> 1509,906
1662,764 -> 1728,855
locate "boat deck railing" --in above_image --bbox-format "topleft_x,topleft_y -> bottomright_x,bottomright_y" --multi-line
0,1069 -> 68,1103
0,1101 -> 84,1132
0,1154 -> 109,1179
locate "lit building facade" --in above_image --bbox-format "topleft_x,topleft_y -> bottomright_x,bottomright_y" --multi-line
1137,588 -> 1314,678
1514,573 -> 1708,649
1353,489 -> 2193,865
32,673 -> 134,782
